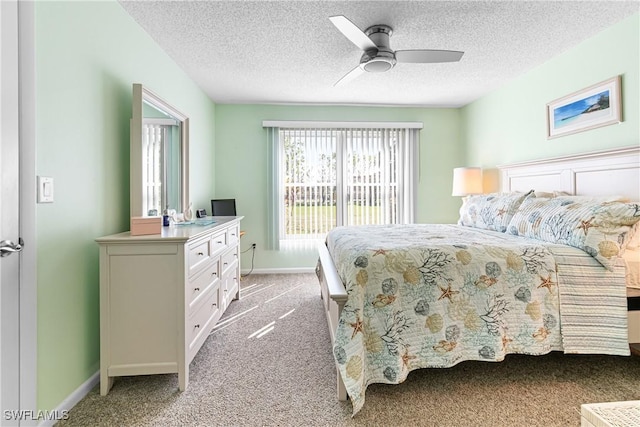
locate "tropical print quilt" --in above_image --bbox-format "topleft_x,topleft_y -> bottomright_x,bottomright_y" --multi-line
327,224 -> 565,415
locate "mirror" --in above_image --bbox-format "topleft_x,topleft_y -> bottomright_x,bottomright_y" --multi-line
130,84 -> 189,218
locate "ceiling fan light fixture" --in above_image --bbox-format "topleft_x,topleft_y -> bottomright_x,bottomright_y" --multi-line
361,56 -> 395,73
360,49 -> 396,73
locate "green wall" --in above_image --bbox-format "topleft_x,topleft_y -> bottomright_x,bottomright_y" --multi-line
214,105 -> 464,270
35,1 -> 216,411
461,13 -> 639,168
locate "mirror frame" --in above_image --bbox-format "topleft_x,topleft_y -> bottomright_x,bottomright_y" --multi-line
130,83 -> 189,218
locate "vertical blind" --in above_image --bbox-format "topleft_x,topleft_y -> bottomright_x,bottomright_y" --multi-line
266,122 -> 421,248
142,123 -> 165,215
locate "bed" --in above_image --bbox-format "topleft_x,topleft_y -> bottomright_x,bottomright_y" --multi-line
316,146 -> 640,415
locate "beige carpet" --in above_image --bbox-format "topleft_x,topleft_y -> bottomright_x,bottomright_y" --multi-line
58,273 -> 640,426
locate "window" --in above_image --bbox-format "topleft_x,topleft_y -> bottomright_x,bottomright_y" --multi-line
265,122 -> 421,248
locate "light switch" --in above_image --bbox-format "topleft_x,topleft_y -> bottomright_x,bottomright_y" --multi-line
37,176 -> 54,203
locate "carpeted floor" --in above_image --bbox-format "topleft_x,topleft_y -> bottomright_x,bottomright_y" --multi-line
58,273 -> 640,426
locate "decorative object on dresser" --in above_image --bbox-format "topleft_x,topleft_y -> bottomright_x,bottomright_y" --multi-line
130,216 -> 162,236
546,75 -> 621,139
96,216 -> 243,395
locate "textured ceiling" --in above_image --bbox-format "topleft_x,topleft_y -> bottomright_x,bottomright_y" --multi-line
119,1 -> 639,107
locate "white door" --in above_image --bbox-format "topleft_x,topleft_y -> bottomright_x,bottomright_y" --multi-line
1,0 -> 24,421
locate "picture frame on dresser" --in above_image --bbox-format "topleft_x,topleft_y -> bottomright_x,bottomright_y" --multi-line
546,75 -> 621,139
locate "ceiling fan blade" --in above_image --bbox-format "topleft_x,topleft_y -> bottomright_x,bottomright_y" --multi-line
329,15 -> 377,51
395,49 -> 464,63
334,66 -> 365,87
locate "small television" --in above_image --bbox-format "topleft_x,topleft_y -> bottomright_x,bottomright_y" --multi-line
211,199 -> 237,216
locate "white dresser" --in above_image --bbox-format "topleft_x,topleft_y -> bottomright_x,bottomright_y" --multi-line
96,216 -> 242,395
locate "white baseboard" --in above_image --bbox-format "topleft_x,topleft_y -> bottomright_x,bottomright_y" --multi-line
242,267 -> 315,275
38,370 -> 99,427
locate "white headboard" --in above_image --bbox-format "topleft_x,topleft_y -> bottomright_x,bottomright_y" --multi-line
498,146 -> 640,201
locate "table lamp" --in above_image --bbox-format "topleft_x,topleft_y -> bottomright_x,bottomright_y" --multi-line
452,167 -> 483,197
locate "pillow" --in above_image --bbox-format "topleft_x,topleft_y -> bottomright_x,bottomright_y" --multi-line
533,191 -> 555,198
533,190 -> 571,198
458,191 -> 533,232
507,196 -> 640,270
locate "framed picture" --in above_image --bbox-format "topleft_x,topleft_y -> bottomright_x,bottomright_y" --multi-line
546,76 -> 621,139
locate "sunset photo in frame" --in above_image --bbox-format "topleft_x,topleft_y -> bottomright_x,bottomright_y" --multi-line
546,76 -> 621,139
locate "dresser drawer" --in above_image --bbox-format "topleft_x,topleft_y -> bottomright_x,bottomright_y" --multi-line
187,284 -> 220,355
187,259 -> 219,309
222,270 -> 239,308
187,237 -> 211,275
221,246 -> 238,276
227,225 -> 240,248
210,231 -> 227,256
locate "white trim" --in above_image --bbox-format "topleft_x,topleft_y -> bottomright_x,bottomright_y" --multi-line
1,0 -> 22,418
497,145 -> 639,169
37,371 -> 99,427
261,120 -> 423,129
242,267 -> 316,275
19,1 -> 37,423
143,118 -> 178,126
140,86 -> 187,122
498,145 -> 640,200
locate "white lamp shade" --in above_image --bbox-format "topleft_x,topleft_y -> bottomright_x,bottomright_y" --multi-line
452,167 -> 483,196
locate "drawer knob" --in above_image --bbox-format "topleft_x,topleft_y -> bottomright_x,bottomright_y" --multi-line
223,262 -> 228,266
216,240 -> 223,244
194,287 -> 200,291
224,289 -> 228,293
212,303 -> 217,307
212,272 -> 217,276
194,324 -> 200,329
197,252 -> 204,256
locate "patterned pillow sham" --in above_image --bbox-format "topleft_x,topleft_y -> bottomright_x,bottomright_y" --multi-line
458,191 -> 533,232
507,196 -> 640,270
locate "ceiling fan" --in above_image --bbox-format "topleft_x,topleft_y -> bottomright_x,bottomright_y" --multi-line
329,15 -> 464,86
